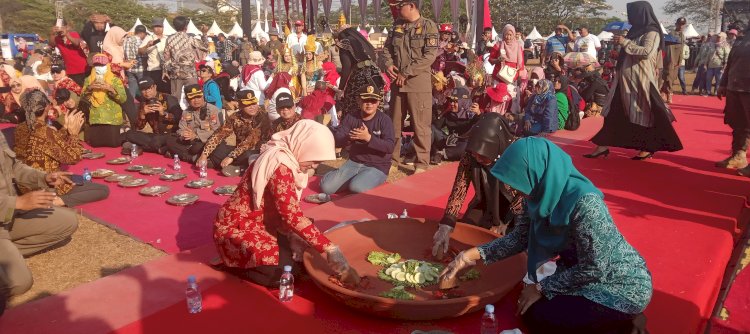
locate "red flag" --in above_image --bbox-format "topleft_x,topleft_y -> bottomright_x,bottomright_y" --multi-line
388,0 -> 399,19
483,0 -> 491,29
284,0 -> 290,28
272,0 -> 276,26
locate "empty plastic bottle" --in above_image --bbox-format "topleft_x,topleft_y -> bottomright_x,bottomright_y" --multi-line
199,160 -> 208,179
130,144 -> 139,160
173,154 -> 182,171
82,168 -> 91,182
185,275 -> 202,314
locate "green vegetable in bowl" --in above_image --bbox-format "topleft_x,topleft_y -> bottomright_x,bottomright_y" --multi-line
378,260 -> 444,288
367,251 -> 401,266
459,268 -> 481,281
379,286 -> 415,300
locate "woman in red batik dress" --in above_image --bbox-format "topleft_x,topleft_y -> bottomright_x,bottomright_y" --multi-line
213,120 -> 360,287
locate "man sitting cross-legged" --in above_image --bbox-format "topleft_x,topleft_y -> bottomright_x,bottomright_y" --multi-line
305,86 -> 395,204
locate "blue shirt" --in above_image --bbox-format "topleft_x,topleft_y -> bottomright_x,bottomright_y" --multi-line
202,80 -> 223,110
333,111 -> 396,175
546,35 -> 570,55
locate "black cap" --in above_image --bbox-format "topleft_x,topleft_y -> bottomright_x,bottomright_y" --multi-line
138,76 -> 155,90
184,84 -> 203,99
51,64 -> 64,73
275,92 -> 295,109
152,18 -> 164,27
237,90 -> 259,105
134,25 -> 147,34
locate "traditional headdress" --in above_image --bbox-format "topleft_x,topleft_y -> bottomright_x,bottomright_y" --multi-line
304,36 -> 317,53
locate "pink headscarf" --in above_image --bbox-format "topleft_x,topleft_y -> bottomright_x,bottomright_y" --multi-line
501,24 -> 521,64
102,26 -> 128,64
250,120 -> 335,209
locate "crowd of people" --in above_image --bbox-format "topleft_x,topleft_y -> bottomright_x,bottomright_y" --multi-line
1,0 -> 749,331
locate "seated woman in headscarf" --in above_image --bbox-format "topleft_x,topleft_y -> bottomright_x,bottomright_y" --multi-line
213,120 -> 360,287
432,113 -> 518,259
522,79 -> 558,136
14,89 -> 109,207
1,76 -> 42,124
521,67 -> 545,110
554,76 -> 570,130
81,53 -> 127,147
440,137 -> 652,333
544,51 -> 566,80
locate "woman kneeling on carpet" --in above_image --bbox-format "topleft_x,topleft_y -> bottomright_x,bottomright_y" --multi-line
213,120 -> 360,287
440,137 -> 652,333
433,113 -> 518,261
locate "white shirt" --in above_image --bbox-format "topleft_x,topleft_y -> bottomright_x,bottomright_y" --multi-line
140,34 -> 167,72
286,32 -> 308,55
574,34 -> 601,60
238,68 -> 271,105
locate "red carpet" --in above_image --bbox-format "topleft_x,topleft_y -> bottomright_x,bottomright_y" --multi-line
2,94 -> 749,333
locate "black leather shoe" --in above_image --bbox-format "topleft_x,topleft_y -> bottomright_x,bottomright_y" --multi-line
583,149 -> 609,159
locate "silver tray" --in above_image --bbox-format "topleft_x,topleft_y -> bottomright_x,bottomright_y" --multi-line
139,185 -> 170,196
118,178 -> 149,188
140,167 -> 166,175
82,149 -> 93,154
105,174 -> 133,183
125,164 -> 148,172
213,185 -> 237,196
186,179 -> 215,189
82,152 -> 105,160
91,169 -> 115,178
107,157 -> 132,165
167,193 -> 199,206
160,173 -> 187,181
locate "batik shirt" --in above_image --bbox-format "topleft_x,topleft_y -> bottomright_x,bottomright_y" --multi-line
14,122 -> 82,195
202,112 -> 270,159
214,164 -> 333,268
163,32 -> 209,80
477,193 -> 653,314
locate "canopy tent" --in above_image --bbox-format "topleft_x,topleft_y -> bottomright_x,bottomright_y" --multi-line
660,23 -> 668,34
186,20 -> 203,36
546,32 -> 555,39
684,24 -> 700,38
207,21 -> 226,36
228,22 -> 244,37
252,21 -> 269,41
369,27 -> 375,34
129,18 -> 150,33
597,30 -> 614,41
491,26 -> 498,40
525,26 -> 543,40
162,18 -> 177,35
383,28 -> 388,34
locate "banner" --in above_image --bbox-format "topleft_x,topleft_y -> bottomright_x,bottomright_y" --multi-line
373,0 -> 382,27
323,0 -> 332,25
450,0 -> 459,29
309,0 -> 319,32
272,0 -> 276,26
432,0 -> 444,22
341,0 -> 351,23
284,0 -> 290,28
359,0 -> 368,26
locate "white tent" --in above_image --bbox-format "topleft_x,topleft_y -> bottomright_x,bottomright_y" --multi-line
228,22 -> 244,37
207,20 -> 226,36
491,26 -> 498,40
382,28 -> 388,34
660,23 -> 668,34
105,22 -> 111,32
186,20 -> 202,36
252,21 -> 268,41
526,26 -> 543,40
369,27 -> 375,34
597,30 -> 614,41
684,24 -> 700,38
546,32 -> 555,39
130,18 -> 150,33
162,18 -> 176,35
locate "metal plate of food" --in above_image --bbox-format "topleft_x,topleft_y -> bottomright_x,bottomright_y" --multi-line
213,185 -> 237,196
166,193 -> 199,206
105,174 -> 133,183
82,149 -> 93,154
139,185 -> 170,196
160,173 -> 188,181
185,179 -> 215,189
82,152 -> 105,160
118,178 -> 149,188
107,157 -> 132,165
91,169 -> 115,178
125,164 -> 148,172
140,167 -> 167,175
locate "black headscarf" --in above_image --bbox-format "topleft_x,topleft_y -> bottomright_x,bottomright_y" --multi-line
620,1 -> 664,70
462,113 -> 517,229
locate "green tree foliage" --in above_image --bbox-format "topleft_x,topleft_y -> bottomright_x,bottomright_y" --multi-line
489,0 -> 612,35
0,0 -> 55,35
663,0 -> 712,30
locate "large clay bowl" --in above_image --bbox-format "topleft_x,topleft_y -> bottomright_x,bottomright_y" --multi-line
303,218 -> 527,321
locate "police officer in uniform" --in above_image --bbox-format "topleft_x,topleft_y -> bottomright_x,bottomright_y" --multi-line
383,0 -> 439,174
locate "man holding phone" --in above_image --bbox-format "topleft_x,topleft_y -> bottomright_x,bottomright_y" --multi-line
123,77 -> 182,156
49,20 -> 87,87
0,133 -> 78,315
141,18 -> 169,94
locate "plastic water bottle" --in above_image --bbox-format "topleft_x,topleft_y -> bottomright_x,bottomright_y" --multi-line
279,265 -> 294,302
82,168 -> 92,182
173,154 -> 182,171
130,144 -> 139,160
185,275 -> 202,314
480,304 -> 498,334
400,209 -> 409,218
199,160 -> 208,179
